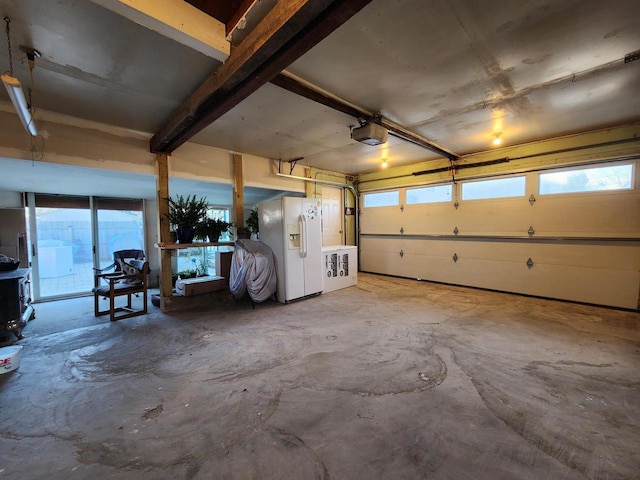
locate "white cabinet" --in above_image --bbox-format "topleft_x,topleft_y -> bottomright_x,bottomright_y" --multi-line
322,246 -> 357,293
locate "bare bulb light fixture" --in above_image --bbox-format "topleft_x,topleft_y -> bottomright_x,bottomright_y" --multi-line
381,159 -> 388,169
2,17 -> 39,136
493,132 -> 502,146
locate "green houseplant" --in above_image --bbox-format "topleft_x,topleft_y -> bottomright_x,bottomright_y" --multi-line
166,194 -> 208,244
246,207 -> 259,238
195,217 -> 232,242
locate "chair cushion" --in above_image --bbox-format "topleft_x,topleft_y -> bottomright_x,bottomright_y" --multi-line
117,259 -> 143,285
92,283 -> 143,296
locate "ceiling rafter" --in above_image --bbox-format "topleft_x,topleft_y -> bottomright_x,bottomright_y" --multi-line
150,0 -> 374,154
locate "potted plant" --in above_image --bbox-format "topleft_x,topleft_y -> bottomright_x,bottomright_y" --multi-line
172,268 -> 198,287
196,217 -> 232,242
246,207 -> 259,239
166,194 -> 208,244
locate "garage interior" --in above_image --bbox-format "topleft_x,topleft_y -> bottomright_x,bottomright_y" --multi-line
0,1 -> 639,479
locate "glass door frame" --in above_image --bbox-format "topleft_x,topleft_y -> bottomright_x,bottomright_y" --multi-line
26,193 -> 145,301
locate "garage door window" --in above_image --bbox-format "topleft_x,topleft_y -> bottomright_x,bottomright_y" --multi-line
406,184 -> 452,204
363,191 -> 399,207
461,176 -> 525,200
539,164 -> 633,195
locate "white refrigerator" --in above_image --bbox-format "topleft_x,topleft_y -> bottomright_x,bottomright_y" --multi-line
259,197 -> 323,303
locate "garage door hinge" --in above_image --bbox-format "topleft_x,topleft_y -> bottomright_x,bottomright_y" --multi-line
400,227 -> 404,234
453,253 -> 458,263
453,226 -> 459,235
527,258 -> 534,269
529,194 -> 536,206
400,204 -> 404,212
399,250 -> 404,258
528,226 -> 535,236
454,200 -> 459,209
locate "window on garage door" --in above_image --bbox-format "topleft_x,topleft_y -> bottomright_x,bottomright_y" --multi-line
363,190 -> 399,207
406,184 -> 452,204
461,176 -> 526,200
539,163 -> 634,195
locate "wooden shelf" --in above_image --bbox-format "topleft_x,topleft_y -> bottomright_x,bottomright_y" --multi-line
155,242 -> 235,250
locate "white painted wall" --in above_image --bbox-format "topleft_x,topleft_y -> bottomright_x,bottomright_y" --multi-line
0,191 -> 23,208
0,109 -> 308,289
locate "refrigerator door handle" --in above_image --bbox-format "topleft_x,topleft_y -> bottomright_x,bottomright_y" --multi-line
299,214 -> 307,258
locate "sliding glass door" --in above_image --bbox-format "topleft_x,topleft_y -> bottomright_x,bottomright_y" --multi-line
28,194 -> 144,300
95,198 -> 144,271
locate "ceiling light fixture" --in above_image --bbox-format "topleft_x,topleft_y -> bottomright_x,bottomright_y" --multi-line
2,73 -> 36,135
381,159 -> 388,169
2,17 -> 39,136
493,132 -> 502,146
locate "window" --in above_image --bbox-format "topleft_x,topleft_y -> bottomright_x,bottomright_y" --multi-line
406,184 -> 452,204
363,190 -> 399,207
539,164 -> 633,195
461,176 -> 525,200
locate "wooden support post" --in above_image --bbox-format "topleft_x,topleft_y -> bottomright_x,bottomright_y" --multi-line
233,153 -> 244,231
156,153 -> 173,310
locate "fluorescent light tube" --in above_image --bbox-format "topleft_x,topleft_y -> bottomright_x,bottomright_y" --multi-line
1,73 -> 37,136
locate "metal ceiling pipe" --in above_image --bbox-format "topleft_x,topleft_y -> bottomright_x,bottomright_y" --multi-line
412,157 -> 510,176
358,153 -> 640,186
374,117 -> 458,161
271,71 -> 459,160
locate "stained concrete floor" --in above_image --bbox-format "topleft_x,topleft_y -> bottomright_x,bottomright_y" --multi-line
1,273 -> 639,479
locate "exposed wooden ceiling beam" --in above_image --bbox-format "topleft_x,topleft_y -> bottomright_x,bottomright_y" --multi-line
91,0 -> 229,61
270,72 -> 460,161
150,0 -> 374,154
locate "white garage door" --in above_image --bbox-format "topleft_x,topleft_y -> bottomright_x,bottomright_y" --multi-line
359,161 -> 640,309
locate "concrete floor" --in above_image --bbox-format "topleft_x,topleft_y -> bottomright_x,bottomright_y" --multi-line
1,273 -> 638,479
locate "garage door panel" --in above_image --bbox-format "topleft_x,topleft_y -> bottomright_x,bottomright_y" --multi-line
398,188 -> 640,238
529,192 -> 640,237
452,199 -> 531,236
448,257 -> 638,308
522,264 -> 639,307
397,239 -> 639,271
360,237 -> 404,276
360,236 -> 640,309
358,162 -> 639,309
360,206 -> 404,234
402,204 -> 455,235
403,253 -> 457,283
455,241 -> 640,270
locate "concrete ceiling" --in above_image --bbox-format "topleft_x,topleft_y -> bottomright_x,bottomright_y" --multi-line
0,0 -> 639,196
